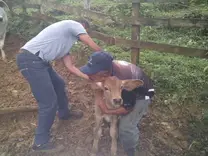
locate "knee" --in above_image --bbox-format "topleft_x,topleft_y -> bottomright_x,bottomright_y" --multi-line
38,96 -> 58,114
118,122 -> 139,150
119,124 -> 139,142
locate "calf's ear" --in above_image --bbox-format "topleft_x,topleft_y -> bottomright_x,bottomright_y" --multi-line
91,82 -> 104,90
121,79 -> 144,91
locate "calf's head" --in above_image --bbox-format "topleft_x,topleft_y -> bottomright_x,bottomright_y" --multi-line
96,76 -> 144,108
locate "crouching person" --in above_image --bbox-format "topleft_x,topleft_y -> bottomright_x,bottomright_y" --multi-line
80,51 -> 155,156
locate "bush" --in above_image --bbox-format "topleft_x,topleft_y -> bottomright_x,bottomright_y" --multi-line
154,2 -> 189,12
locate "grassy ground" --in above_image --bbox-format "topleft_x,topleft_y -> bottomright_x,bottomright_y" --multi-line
7,0 -> 208,155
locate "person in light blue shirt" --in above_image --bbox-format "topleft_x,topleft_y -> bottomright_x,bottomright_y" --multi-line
16,19 -> 101,153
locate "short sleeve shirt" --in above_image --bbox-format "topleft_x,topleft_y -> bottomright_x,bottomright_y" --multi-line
21,20 -> 87,61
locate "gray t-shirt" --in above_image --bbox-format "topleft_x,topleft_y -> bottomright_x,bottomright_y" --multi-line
21,20 -> 87,61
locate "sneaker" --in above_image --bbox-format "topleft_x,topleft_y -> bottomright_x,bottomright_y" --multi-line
59,109 -> 84,120
31,142 -> 65,154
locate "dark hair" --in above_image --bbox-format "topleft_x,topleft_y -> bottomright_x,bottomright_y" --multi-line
76,18 -> 90,29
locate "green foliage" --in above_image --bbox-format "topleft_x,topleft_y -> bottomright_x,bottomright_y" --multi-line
185,111 -> 208,156
107,3 -> 132,17
183,10 -> 208,20
189,0 -> 208,5
140,51 -> 208,105
153,2 -> 189,12
8,15 -> 47,39
141,27 -> 208,49
104,45 -> 131,62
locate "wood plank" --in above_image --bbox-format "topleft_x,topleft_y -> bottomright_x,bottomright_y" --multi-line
31,12 -> 58,22
140,41 -> 208,58
88,31 -> 139,48
0,103 -> 75,115
134,17 -> 208,28
0,106 -> 38,115
121,0 -> 188,3
24,3 -> 40,9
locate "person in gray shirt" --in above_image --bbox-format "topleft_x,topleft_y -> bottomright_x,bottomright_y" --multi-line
16,19 -> 101,153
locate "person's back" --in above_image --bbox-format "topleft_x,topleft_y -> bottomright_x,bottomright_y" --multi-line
112,60 -> 153,86
112,60 -> 154,105
21,20 -> 87,61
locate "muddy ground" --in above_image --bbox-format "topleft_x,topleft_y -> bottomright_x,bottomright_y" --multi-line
0,34 -> 191,156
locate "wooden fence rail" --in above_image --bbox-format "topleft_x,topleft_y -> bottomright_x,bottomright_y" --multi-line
87,32 -> 208,58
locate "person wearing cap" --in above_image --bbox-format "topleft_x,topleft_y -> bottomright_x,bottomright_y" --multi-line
16,19 -> 102,153
80,51 -> 155,156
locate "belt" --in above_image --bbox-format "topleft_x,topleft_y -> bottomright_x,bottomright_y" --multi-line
19,49 -> 50,64
34,51 -> 42,60
34,51 -> 51,65
19,49 -> 42,59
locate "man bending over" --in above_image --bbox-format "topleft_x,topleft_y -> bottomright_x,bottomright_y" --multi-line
16,19 -> 101,153
80,51 -> 155,156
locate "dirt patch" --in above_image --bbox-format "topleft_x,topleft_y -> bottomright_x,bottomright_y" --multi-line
0,34 -> 190,156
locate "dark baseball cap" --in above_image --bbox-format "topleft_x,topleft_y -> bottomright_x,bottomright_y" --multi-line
80,51 -> 114,75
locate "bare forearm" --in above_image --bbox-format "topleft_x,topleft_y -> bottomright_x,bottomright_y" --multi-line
105,107 -> 130,115
98,104 -> 130,115
79,34 -> 102,51
68,66 -> 89,80
63,55 -> 89,80
88,40 -> 102,51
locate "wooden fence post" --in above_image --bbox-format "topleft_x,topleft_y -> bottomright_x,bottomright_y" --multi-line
84,0 -> 91,10
22,0 -> 27,14
131,0 -> 140,64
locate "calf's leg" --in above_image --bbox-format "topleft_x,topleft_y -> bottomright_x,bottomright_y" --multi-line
91,115 -> 103,156
110,116 -> 118,156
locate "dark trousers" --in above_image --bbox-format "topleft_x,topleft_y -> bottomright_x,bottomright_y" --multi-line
16,50 -> 70,145
119,99 -> 150,153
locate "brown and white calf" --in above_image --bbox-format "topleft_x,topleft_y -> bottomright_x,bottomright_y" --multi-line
90,76 -> 143,156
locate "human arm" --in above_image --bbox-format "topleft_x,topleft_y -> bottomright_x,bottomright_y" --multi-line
62,54 -> 89,80
102,105 -> 131,115
70,22 -> 102,52
79,34 -> 102,51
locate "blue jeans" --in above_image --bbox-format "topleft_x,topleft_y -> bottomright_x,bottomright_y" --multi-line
16,50 -> 70,145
